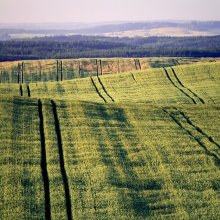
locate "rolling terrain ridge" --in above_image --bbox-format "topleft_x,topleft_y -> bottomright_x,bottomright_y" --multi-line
0,59 -> 220,219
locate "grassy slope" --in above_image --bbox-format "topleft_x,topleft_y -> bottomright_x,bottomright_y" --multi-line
0,98 -> 45,219
0,61 -> 220,219
59,102 -> 220,219
0,58 -> 219,83
0,99 -> 219,219
173,62 -> 220,104
25,62 -> 219,104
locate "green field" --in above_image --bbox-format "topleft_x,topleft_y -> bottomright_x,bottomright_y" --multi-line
0,59 -> 220,219
0,57 -> 218,83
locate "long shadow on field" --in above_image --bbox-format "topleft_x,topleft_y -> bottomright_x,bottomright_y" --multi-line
11,98 -> 43,218
84,103 -> 163,217
56,82 -> 65,94
58,100 -> 90,213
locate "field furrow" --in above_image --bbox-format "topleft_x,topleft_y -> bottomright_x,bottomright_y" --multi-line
41,100 -> 69,219
173,62 -> 220,104
27,85 -> 31,97
163,108 -> 220,161
97,76 -> 115,102
51,100 -> 73,220
163,67 -> 197,104
20,85 -> 23,97
90,77 -> 107,103
171,67 -> 205,104
38,100 -> 51,220
175,108 -> 220,149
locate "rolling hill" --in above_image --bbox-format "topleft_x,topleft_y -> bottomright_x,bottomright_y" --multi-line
1,21 -> 220,39
0,59 -> 220,219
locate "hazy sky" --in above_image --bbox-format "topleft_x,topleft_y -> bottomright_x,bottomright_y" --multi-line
0,0 -> 220,23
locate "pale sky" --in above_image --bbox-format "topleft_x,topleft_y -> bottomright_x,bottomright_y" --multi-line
0,0 -> 220,23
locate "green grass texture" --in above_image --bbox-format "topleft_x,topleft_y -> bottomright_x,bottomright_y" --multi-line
0,59 -> 220,219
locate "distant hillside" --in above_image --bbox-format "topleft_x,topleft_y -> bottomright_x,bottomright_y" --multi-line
1,21 -> 220,40
1,35 -> 220,61
75,21 -> 220,37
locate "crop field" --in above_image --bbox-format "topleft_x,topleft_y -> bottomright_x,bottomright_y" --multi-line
0,59 -> 220,219
0,57 -> 218,83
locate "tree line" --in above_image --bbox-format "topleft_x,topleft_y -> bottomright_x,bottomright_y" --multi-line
1,35 -> 220,61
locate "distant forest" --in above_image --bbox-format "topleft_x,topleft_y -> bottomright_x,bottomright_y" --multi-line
1,35 -> 220,61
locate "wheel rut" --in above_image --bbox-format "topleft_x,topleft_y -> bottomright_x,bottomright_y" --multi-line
51,100 -> 73,220
97,76 -> 115,102
163,68 -> 196,104
38,99 -> 51,220
90,77 -> 107,103
163,107 -> 220,167
171,67 -> 205,104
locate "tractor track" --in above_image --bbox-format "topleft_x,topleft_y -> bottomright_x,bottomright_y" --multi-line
163,108 -> 220,166
20,85 -> 23,97
51,100 -> 73,220
173,107 -> 220,149
171,67 -> 205,104
90,77 -> 107,103
130,72 -> 138,83
163,68 -> 197,104
60,60 -> 63,81
27,85 -> 31,97
97,76 -> 115,102
38,99 -> 51,220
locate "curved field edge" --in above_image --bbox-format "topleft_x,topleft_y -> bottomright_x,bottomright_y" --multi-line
0,61 -> 219,105
0,57 -> 219,83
